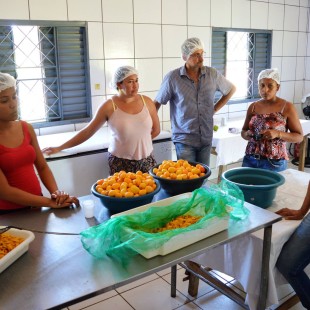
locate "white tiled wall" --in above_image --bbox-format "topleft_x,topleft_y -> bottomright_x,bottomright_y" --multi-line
1,0 -> 310,135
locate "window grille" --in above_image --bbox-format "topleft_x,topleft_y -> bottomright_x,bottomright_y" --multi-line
212,28 -> 272,103
0,22 -> 91,127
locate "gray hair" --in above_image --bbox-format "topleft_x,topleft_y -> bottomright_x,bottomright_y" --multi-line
110,66 -> 138,90
181,37 -> 204,59
0,73 -> 16,92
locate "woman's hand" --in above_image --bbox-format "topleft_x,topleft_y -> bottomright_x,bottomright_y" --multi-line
261,129 -> 280,140
41,146 -> 62,156
51,190 -> 69,205
241,129 -> 253,140
51,190 -> 80,207
276,208 -> 306,220
49,194 -> 80,209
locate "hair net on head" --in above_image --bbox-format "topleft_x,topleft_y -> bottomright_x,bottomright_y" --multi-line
0,73 -> 16,93
181,37 -> 204,59
258,68 -> 280,85
110,66 -> 138,90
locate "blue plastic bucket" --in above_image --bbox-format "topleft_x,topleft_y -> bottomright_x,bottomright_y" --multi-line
221,167 -> 285,209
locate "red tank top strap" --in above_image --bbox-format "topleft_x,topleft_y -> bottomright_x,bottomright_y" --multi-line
20,120 -> 31,142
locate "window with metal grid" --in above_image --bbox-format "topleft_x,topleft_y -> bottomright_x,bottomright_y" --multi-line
0,22 -> 91,128
212,28 -> 272,103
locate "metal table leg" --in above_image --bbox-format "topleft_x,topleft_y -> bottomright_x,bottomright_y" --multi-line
298,135 -> 309,171
217,164 -> 227,183
170,265 -> 177,297
257,225 -> 272,310
181,261 -> 249,309
180,225 -> 273,310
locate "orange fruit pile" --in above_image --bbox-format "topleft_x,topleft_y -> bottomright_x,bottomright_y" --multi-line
151,215 -> 202,233
95,171 -> 157,198
153,159 -> 206,180
0,233 -> 25,259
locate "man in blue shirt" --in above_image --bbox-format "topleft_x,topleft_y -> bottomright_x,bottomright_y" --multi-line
155,37 -> 236,166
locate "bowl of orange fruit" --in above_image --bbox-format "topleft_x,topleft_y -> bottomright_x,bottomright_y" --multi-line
91,171 -> 161,214
149,160 -> 211,195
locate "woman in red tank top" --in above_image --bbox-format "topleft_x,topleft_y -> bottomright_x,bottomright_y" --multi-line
0,73 -> 79,212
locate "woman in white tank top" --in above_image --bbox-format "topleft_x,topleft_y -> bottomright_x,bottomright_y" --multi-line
42,66 -> 160,175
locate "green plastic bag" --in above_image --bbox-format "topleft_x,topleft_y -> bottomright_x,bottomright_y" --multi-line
80,181 -> 249,262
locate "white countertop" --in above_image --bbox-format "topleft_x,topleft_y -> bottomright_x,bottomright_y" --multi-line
38,118 -> 310,166
212,118 -> 247,166
37,127 -> 172,159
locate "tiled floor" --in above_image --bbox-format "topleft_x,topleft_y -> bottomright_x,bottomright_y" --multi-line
66,158 -> 309,310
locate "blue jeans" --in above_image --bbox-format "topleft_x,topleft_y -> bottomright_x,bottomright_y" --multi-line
174,142 -> 211,166
276,213 -> 310,309
242,154 -> 287,172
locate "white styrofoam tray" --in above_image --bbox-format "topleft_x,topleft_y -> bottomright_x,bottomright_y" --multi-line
112,193 -> 229,259
0,227 -> 35,273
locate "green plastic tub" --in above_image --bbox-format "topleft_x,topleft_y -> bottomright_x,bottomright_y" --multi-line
221,167 -> 285,209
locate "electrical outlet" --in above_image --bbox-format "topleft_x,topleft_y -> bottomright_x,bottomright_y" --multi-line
95,83 -> 100,90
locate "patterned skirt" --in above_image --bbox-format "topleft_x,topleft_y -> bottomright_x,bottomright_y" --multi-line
108,153 -> 157,175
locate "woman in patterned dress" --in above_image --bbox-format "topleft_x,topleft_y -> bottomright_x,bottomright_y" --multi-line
241,68 -> 303,171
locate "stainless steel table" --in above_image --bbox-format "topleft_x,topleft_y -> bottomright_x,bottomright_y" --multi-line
0,193 -> 281,310
184,169 -> 310,310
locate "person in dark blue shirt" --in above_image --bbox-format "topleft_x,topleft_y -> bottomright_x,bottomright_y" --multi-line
276,182 -> 310,309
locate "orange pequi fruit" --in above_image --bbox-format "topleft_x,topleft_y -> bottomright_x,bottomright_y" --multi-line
153,159 -> 205,180
95,171 -> 157,198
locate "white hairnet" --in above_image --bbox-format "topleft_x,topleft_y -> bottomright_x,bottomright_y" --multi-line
258,68 -> 280,85
181,37 -> 204,59
110,66 -> 138,90
0,72 -> 16,92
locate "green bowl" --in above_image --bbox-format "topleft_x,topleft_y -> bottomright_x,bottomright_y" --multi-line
221,167 -> 285,208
